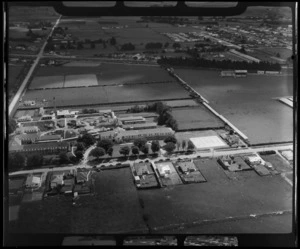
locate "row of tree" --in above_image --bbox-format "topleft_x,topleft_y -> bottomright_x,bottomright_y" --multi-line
157,56 -> 282,71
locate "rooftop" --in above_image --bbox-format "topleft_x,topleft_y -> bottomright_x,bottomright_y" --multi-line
37,134 -> 62,141
123,122 -> 157,129
118,127 -> 174,137
133,162 -> 154,176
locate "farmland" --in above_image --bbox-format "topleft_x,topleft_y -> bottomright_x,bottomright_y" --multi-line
33,63 -> 174,86
29,76 -> 64,89
22,81 -> 190,107
172,106 -> 224,130
259,153 -> 292,173
175,69 -> 293,144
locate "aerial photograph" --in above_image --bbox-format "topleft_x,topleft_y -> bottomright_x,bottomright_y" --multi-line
5,1 -> 296,246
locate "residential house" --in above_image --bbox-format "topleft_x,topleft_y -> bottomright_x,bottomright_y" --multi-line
76,169 -> 91,184
50,173 -> 64,189
177,161 -> 197,174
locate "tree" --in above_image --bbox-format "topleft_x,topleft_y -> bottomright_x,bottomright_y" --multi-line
90,42 -> 95,49
151,140 -> 160,154
8,118 -> 17,134
75,150 -> 84,160
103,41 -> 107,49
90,147 -> 105,159
97,139 -> 113,153
187,141 -> 195,151
276,52 -> 281,58
27,154 -> 43,168
131,146 -> 140,157
107,147 -> 114,157
110,37 -> 116,46
164,135 -> 177,144
141,145 -> 149,155
198,16 -> 203,21
164,42 -> 170,48
164,142 -> 176,154
78,134 -> 96,147
133,138 -> 147,149
182,140 -> 186,150
59,152 -> 70,165
76,142 -> 85,151
9,153 -> 26,170
119,146 -> 130,158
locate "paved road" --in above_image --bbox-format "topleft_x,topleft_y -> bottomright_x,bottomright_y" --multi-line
9,143 -> 292,176
8,15 -> 62,117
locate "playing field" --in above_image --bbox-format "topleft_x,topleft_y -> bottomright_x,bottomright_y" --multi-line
172,106 -> 224,130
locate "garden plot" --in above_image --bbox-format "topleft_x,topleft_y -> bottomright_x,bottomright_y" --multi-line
29,76 -> 64,89
64,74 -> 98,87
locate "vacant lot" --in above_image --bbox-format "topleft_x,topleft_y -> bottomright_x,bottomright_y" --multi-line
260,154 -> 292,173
176,69 -> 293,144
172,106 -> 224,130
137,158 -> 292,233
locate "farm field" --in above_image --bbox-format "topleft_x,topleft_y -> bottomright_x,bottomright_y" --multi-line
34,63 -> 174,86
137,158 -> 292,233
64,74 -> 98,87
175,69 -> 293,144
172,106 -> 224,130
29,76 -> 64,89
22,81 -> 190,107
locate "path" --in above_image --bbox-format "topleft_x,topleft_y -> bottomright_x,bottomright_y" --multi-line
8,15 -> 62,117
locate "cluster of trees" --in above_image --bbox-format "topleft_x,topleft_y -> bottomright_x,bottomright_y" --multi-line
121,43 -> 135,51
162,136 -> 195,154
90,139 -> 114,160
82,108 -> 98,114
127,102 -> 178,131
157,56 -> 281,71
119,139 -> 161,158
193,44 -> 228,53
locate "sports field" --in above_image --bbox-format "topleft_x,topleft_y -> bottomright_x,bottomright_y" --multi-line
22,82 -> 190,107
172,106 -> 224,130
175,69 -> 293,144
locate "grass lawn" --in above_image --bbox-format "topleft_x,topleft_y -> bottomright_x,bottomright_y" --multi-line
172,106 -> 224,130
